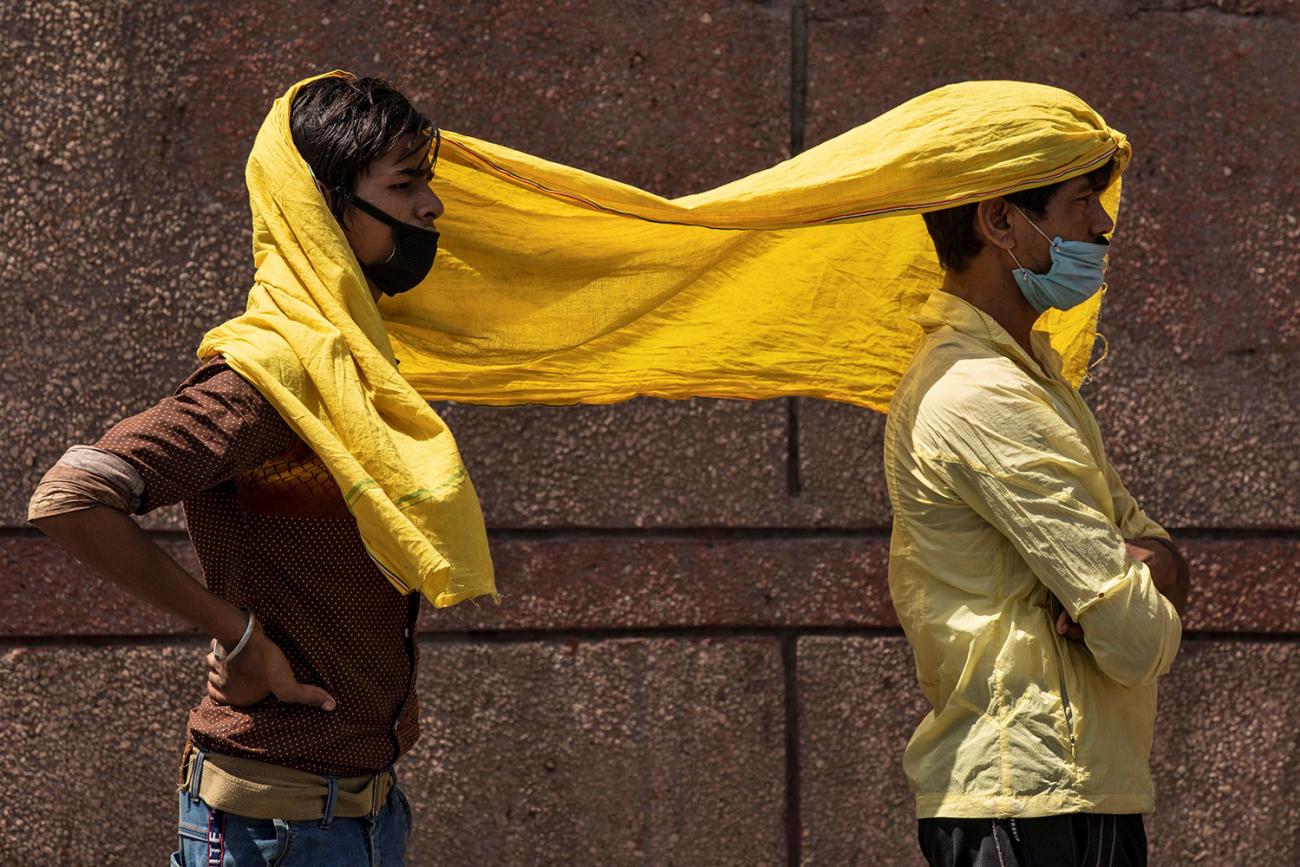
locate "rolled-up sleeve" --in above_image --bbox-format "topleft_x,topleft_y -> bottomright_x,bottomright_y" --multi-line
924,384 -> 1182,688
28,360 -> 297,520
27,446 -> 145,521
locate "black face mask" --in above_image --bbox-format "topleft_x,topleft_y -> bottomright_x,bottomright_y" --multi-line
348,196 -> 439,297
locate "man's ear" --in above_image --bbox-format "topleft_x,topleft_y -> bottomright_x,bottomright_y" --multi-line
315,182 -> 353,230
975,198 -> 1017,252
314,180 -> 333,209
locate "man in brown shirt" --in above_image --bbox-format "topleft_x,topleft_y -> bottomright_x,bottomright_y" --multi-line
29,75 -> 446,866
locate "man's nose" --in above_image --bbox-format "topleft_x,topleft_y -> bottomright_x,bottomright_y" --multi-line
1091,199 -> 1115,238
417,190 -> 445,224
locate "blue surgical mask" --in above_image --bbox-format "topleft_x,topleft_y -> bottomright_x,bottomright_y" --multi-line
1008,204 -> 1109,314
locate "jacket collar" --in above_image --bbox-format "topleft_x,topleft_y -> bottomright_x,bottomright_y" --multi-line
915,290 -> 1065,382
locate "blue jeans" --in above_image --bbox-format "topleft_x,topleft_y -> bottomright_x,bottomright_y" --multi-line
169,765 -> 412,866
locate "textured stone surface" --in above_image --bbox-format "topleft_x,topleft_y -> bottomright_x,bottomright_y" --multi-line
1,0 -> 792,530
6,534 -> 1297,635
425,532 -> 895,631
797,636 -> 929,867
0,645 -> 204,866
1,1 -> 247,533
405,637 -> 785,865
178,0 -> 792,198
0,637 -> 785,866
801,0 -> 1300,529
1149,640 -> 1300,865
797,636 -> 1300,867
0,532 -> 893,635
3,5 -> 1297,867
1176,536 -> 1300,633
441,398 -> 792,529
791,398 -> 892,528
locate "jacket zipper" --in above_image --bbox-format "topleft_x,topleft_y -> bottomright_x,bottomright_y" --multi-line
1049,602 -> 1077,751
1057,654 -> 1075,742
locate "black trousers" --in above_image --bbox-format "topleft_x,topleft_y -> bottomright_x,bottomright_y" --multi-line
918,814 -> 1147,867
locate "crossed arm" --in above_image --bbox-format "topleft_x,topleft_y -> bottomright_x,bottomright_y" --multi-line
929,383 -> 1191,687
1054,535 -> 1190,641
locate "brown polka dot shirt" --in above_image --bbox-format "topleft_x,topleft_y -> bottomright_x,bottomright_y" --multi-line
94,356 -> 421,777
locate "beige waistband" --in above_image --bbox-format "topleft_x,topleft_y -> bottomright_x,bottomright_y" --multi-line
179,743 -> 393,821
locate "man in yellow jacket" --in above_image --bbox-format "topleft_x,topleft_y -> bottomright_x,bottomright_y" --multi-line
885,156 -> 1190,866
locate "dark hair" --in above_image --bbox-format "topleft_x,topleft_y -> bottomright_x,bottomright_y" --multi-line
290,76 -> 434,223
921,158 -> 1116,272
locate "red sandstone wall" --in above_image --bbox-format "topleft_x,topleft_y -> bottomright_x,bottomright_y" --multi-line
1,2 -> 1296,865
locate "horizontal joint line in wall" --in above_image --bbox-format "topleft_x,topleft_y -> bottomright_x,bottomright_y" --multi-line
4,527 -> 1299,543
2,625 -> 907,649
4,627 -> 1298,650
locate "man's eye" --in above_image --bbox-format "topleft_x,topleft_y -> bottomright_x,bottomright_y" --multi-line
392,182 -> 410,190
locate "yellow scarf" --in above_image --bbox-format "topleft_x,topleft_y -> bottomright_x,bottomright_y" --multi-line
199,72 -> 494,607
202,72 -> 1128,607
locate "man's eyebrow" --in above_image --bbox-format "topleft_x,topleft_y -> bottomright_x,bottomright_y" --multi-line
396,160 -> 433,178
391,129 -> 440,179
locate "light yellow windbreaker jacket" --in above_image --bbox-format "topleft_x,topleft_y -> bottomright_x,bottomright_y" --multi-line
883,291 -> 1182,819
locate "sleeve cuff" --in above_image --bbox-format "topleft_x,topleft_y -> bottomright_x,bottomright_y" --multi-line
27,446 -> 145,521
1071,566 -> 1138,619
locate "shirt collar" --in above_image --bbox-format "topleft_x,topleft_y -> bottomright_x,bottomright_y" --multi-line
915,290 -> 1065,381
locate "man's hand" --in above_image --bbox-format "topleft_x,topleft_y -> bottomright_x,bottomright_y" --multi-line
1126,537 -> 1190,617
206,622 -> 336,711
1055,607 -> 1085,642
1125,539 -> 1175,591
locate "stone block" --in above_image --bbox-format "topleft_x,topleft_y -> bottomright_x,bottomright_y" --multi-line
800,0 -> 1300,529
789,398 -> 892,528
405,637 -> 786,865
1176,536 -> 1300,632
420,532 -> 896,631
440,398 -> 792,529
0,645 -> 204,865
1148,640 -> 1300,865
0,535 -> 199,636
796,636 -> 929,866
1,1 -> 265,531
0,533 -> 895,635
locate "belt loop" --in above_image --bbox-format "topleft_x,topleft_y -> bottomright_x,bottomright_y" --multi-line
374,767 -> 394,816
187,748 -> 207,800
319,775 -> 339,829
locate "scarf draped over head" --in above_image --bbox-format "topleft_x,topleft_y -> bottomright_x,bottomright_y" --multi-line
199,71 -> 494,608
201,72 -> 1129,606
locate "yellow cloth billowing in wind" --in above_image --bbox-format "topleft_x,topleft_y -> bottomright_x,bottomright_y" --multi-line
384,79 -> 1127,409
201,72 -> 1127,606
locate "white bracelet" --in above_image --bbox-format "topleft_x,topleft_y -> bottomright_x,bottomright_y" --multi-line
215,609 -> 255,663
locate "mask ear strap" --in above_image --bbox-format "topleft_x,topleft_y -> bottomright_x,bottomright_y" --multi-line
1010,202 -> 1055,245
349,195 -> 395,226
1089,330 -> 1110,370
